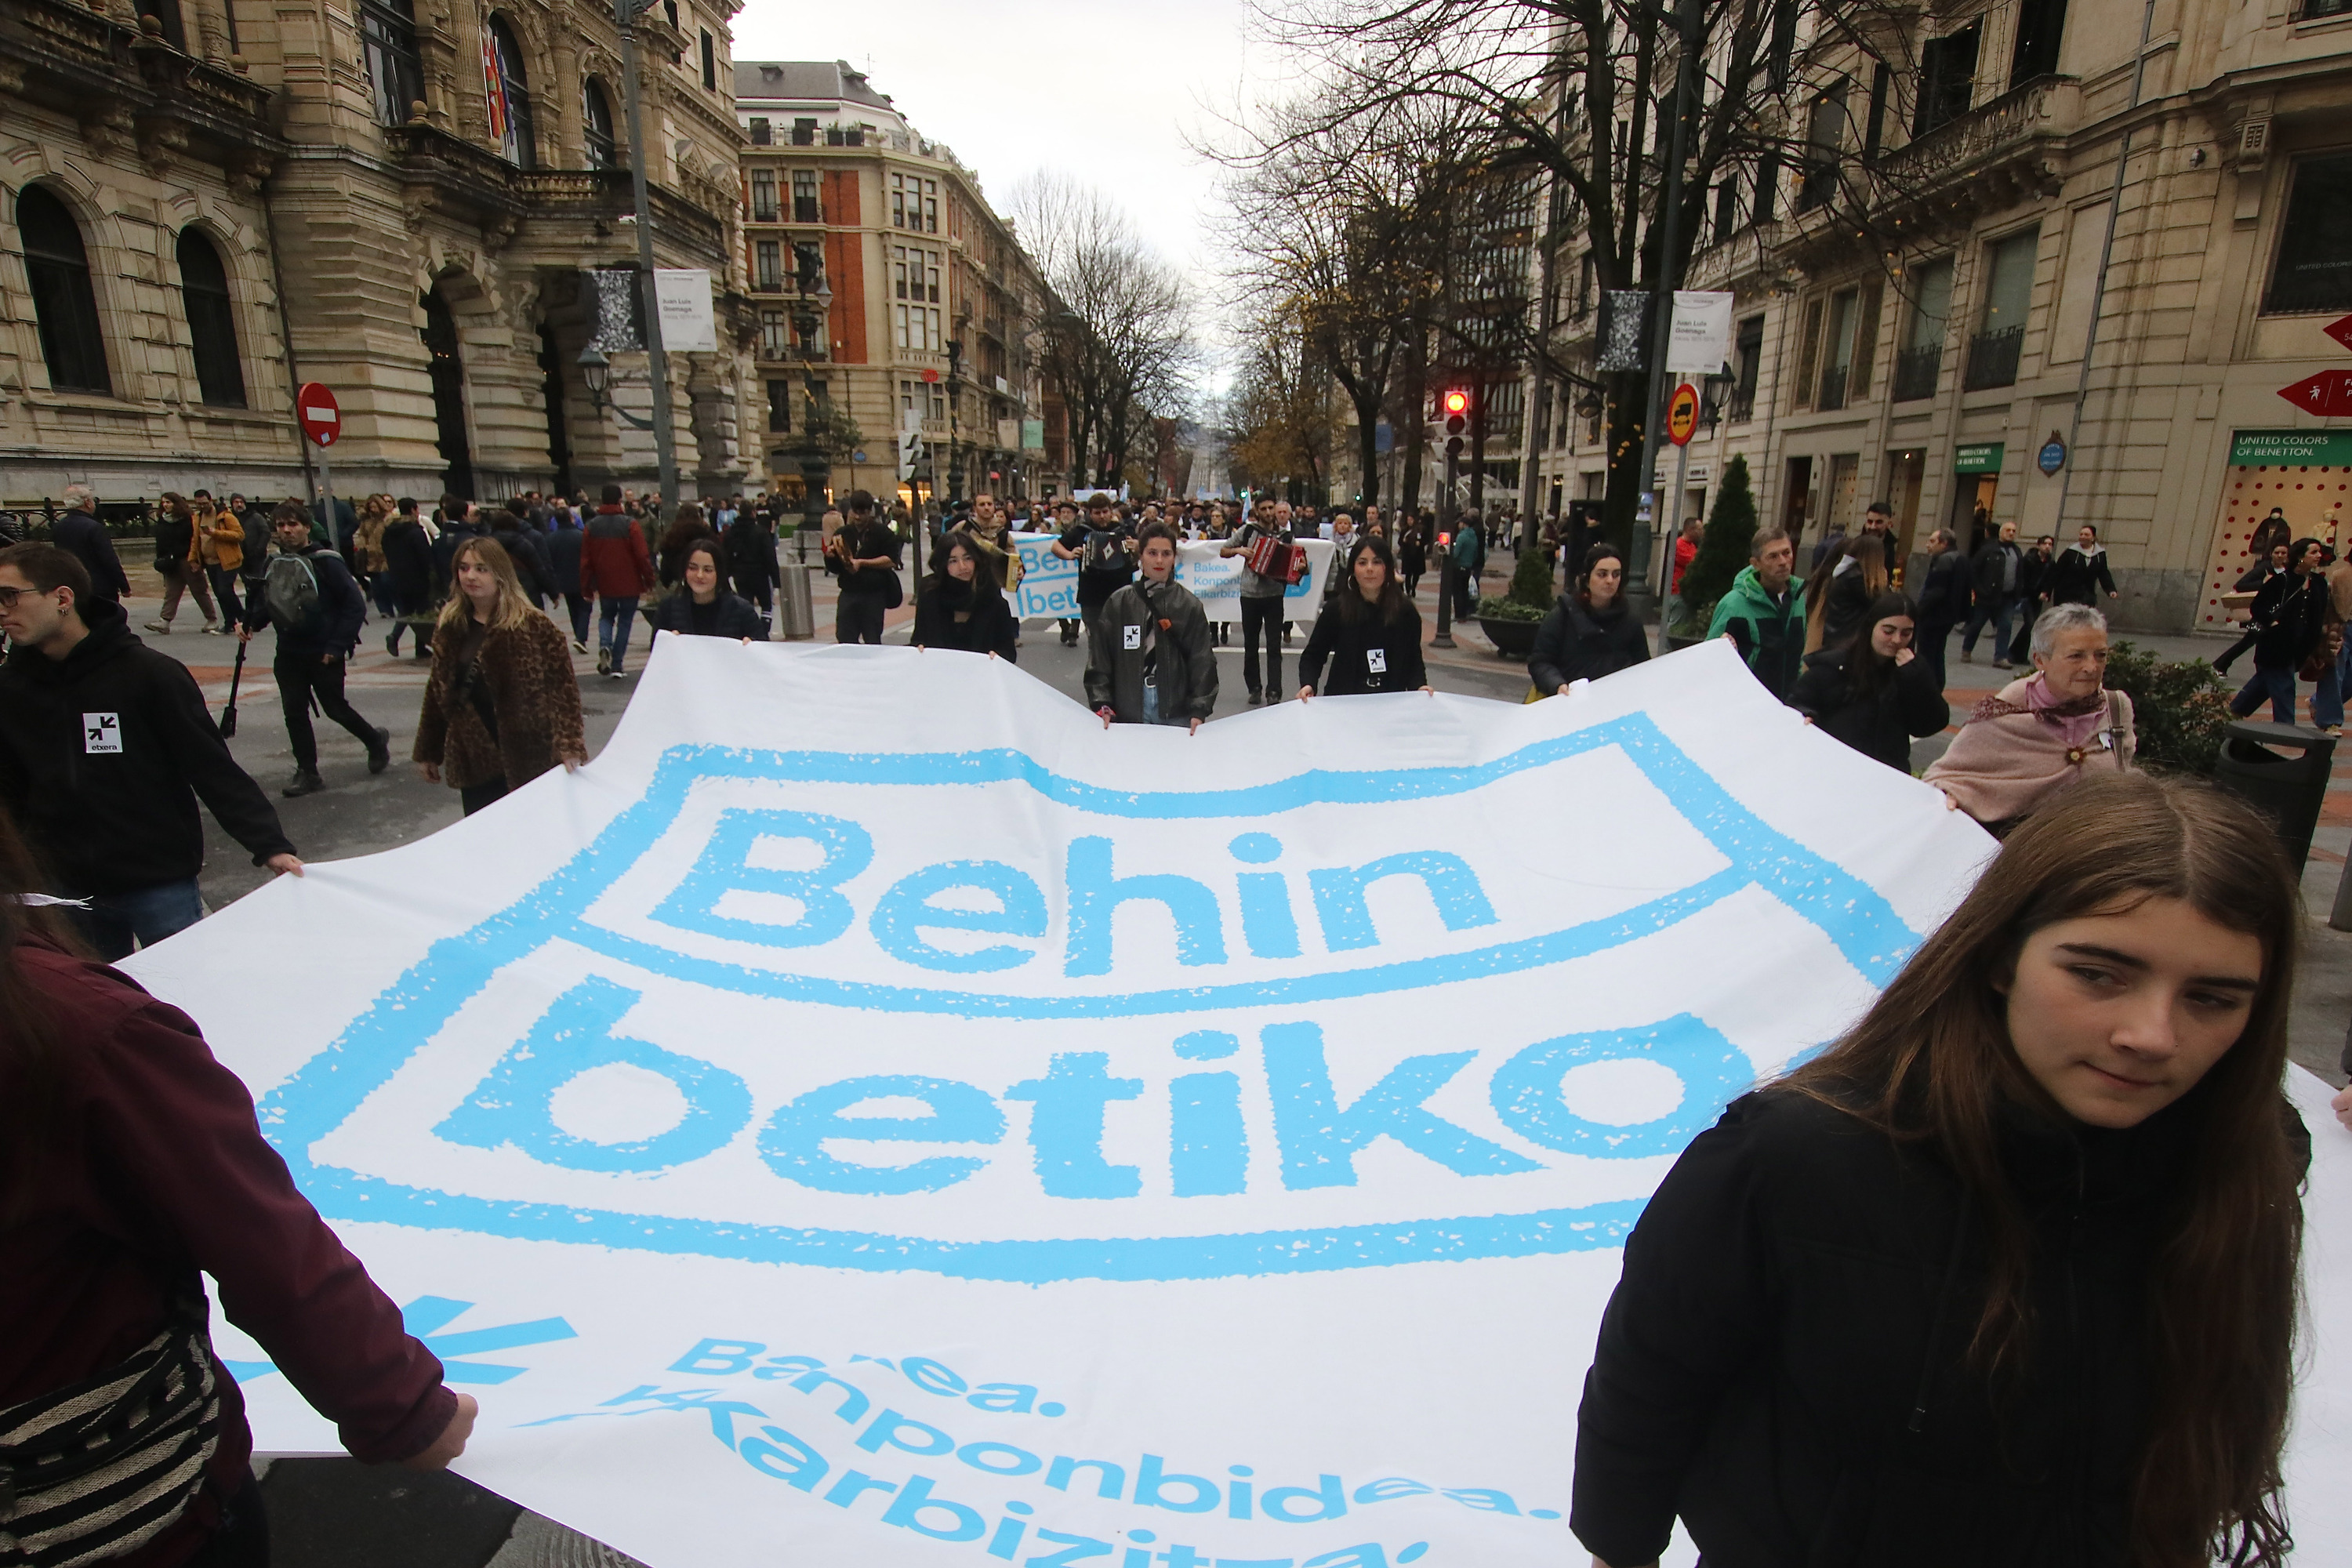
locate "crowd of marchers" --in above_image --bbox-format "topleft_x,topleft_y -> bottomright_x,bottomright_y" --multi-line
3,477 -> 2352,1568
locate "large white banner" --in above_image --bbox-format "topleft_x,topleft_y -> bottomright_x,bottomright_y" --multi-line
121,641 -> 2352,1567
1005,534 -> 1334,622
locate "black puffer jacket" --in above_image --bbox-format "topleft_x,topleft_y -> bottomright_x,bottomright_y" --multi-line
1528,594 -> 1649,693
1574,1087 -> 2236,1568
1299,600 -> 1426,695
1787,648 -> 1951,771
647,590 -> 766,641
911,576 -> 1019,660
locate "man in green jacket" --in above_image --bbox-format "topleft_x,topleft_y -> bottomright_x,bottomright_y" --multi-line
1705,527 -> 1806,699
1450,512 -> 1486,622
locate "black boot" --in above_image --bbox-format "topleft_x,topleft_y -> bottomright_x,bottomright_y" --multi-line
367,726 -> 393,774
283,770 -> 326,797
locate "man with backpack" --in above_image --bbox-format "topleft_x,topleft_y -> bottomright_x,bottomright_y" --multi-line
241,504 -> 388,797
1054,494 -> 1134,667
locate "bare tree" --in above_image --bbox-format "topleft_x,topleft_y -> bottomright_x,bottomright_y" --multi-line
1007,172 -> 1200,489
1225,303 -> 1338,498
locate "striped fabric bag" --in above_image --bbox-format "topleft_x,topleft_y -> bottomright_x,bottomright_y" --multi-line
0,1305 -> 220,1568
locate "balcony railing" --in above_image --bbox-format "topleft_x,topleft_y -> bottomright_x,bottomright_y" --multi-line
1892,343 -> 1941,401
1962,326 -> 2024,390
1877,77 -> 2079,194
1727,387 -> 1756,423
1816,365 -> 1849,412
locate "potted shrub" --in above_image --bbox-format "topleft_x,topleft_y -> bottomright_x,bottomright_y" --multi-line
1477,545 -> 1556,659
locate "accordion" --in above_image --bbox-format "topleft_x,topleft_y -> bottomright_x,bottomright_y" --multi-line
1245,533 -> 1306,583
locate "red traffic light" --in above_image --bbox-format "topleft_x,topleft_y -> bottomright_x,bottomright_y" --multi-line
1442,389 -> 1470,416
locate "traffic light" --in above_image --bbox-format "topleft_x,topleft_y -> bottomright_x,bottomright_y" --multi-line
1443,388 -> 1469,459
897,426 -> 924,481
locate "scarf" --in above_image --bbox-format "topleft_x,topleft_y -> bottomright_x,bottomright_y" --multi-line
2020,672 -> 2108,750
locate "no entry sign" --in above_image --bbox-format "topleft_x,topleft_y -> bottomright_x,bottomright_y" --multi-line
1666,383 -> 1700,446
296,382 -> 342,446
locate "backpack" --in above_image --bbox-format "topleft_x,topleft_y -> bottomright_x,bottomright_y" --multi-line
1082,528 -> 1128,573
263,552 -> 324,636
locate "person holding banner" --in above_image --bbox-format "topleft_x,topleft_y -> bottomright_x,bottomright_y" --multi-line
1298,535 -> 1429,699
1530,544 -> 1650,696
913,533 -> 1019,661
647,538 -> 764,643
0,806 -> 477,1568
1087,521 -> 1214,731
1573,774 -> 2304,1568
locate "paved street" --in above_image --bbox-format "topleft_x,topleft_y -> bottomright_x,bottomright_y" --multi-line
107,550 -> 2349,1567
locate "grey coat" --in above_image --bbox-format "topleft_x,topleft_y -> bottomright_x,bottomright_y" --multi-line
1085,576 -> 1218,724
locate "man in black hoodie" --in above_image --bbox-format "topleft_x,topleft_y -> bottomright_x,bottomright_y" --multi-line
242,505 -> 389,797
0,543 -> 302,959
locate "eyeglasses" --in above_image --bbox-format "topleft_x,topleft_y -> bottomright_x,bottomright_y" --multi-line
0,586 -> 51,610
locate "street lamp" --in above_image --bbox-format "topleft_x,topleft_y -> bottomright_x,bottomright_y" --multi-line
575,343 -> 655,431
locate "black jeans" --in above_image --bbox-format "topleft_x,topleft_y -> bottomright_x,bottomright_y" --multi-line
836,590 -> 886,644
461,778 -> 509,816
187,1475 -> 269,1567
273,650 -> 379,771
562,591 -> 591,644
1240,595 -> 1284,697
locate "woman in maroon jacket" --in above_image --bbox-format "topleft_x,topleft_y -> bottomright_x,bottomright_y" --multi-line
0,809 -> 474,1566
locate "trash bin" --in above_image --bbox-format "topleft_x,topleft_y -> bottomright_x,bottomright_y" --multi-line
778,564 -> 815,641
2209,720 -> 2336,877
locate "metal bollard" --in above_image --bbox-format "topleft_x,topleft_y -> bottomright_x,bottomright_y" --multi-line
778,564 -> 815,640
2332,851 -> 2352,934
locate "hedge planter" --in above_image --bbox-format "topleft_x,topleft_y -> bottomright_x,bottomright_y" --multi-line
1478,615 -> 1540,658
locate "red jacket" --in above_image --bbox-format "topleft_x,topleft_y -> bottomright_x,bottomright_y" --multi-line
579,506 -> 655,598
0,938 -> 454,1565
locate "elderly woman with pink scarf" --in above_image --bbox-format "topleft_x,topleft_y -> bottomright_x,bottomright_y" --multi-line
1924,602 -> 2136,833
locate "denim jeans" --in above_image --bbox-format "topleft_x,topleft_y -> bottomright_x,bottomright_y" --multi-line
2230,665 -> 2299,725
68,877 -> 205,962
599,596 -> 640,671
2313,641 -> 2347,730
1961,595 -> 2018,661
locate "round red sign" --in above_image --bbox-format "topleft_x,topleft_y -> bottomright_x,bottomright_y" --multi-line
920,368 -> 941,385
296,382 -> 342,447
1666,383 -> 1700,447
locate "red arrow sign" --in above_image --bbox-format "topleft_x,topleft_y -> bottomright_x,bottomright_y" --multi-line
2277,371 -> 2352,418
296,382 -> 342,446
2325,314 -> 2352,355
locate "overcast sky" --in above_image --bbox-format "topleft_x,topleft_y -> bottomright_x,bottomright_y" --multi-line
731,0 -> 1290,383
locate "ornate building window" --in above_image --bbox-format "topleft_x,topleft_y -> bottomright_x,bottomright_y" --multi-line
359,0 -> 423,129
582,78 -> 617,169
176,227 -> 246,408
19,187 -> 111,395
484,16 -> 538,169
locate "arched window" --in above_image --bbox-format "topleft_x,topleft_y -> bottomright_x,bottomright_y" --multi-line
359,0 -> 423,129
176,227 -> 246,408
17,186 -> 111,395
485,17 -> 538,169
581,77 -> 616,169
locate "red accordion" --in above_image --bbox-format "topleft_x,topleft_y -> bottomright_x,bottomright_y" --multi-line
1245,533 -> 1307,583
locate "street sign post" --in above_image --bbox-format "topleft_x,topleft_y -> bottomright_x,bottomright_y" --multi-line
1657,383 -> 1700,656
2278,370 -> 2352,419
296,382 -> 341,544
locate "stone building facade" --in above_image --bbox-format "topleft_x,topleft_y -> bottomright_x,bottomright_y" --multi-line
2,0 -> 753,514
1521,0 -> 2352,633
733,60 -> 1052,511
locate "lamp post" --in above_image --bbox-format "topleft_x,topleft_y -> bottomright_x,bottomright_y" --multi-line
798,277 -> 834,532
614,0 -> 678,514
1624,0 -> 1704,621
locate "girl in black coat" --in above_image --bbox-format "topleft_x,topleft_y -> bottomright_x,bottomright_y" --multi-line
1786,591 -> 1951,771
647,538 -> 765,641
1298,535 -> 1429,698
1573,775 -> 2307,1568
911,534 -> 1020,661
1529,543 -> 1650,695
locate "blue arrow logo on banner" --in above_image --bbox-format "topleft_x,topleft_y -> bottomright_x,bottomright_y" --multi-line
222,1296 -> 578,1385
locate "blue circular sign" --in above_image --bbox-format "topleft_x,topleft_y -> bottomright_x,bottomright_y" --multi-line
2038,437 -> 2067,476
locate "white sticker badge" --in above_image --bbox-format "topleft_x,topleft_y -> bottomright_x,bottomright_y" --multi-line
1123,624 -> 1142,650
1367,648 -> 1388,674
83,712 -> 122,754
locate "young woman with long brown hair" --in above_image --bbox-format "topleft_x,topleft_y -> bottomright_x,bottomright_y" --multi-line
413,535 -> 585,816
1573,774 -> 2307,1568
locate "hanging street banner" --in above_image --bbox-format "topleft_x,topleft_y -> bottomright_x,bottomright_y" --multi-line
1003,534 -> 1334,622
1663,291 -> 1735,376
655,269 -> 720,354
120,642 -> 2352,1568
